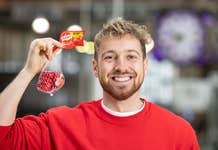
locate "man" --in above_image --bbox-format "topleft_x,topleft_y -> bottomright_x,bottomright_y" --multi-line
0,18 -> 199,149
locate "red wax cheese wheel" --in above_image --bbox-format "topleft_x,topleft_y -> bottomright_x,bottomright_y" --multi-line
59,31 -> 75,49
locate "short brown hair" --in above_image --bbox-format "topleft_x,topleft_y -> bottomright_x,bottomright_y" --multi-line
94,17 -> 152,60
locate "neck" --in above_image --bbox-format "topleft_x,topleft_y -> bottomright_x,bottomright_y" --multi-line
102,91 -> 143,112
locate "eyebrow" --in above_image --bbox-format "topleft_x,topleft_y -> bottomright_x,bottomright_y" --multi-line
126,49 -> 141,56
101,49 -> 142,57
101,50 -> 115,58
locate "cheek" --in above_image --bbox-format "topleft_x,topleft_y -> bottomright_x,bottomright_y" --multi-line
135,65 -> 145,76
99,65 -> 112,80
98,66 -> 107,77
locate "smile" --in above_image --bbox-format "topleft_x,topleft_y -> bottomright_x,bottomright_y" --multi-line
112,76 -> 132,82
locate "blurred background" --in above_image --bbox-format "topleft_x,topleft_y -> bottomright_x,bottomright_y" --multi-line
0,0 -> 218,149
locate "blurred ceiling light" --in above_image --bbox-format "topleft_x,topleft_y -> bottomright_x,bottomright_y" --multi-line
67,24 -> 82,31
32,17 -> 50,34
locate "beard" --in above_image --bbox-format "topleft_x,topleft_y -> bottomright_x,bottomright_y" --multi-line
98,70 -> 144,101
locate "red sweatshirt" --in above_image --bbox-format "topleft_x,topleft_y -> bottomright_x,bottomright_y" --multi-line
0,99 -> 200,150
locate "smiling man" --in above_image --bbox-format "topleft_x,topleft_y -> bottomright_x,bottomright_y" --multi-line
94,34 -> 147,109
0,17 -> 200,150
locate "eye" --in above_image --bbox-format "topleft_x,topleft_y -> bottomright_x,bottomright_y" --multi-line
127,55 -> 137,60
106,56 -> 112,59
103,55 -> 116,62
104,56 -> 113,60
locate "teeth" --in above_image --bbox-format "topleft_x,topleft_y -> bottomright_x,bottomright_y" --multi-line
114,77 -> 130,82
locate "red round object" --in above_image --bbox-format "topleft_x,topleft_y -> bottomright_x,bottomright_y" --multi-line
59,31 -> 75,49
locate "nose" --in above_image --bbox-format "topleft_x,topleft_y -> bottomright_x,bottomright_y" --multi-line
114,56 -> 127,72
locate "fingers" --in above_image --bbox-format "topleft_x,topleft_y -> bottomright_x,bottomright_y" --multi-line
47,40 -> 55,60
32,37 -> 63,60
50,38 -> 63,48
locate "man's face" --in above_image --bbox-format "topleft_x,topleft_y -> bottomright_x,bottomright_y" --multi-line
93,34 -> 148,100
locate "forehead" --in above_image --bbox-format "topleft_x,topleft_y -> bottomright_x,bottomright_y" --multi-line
98,34 -> 142,54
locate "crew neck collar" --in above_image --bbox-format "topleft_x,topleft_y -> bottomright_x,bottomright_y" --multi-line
95,98 -> 151,125
101,99 -> 145,117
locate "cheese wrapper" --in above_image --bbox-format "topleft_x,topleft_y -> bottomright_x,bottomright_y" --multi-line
59,30 -> 85,49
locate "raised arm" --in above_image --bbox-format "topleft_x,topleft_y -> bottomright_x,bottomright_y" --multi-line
0,38 -> 63,125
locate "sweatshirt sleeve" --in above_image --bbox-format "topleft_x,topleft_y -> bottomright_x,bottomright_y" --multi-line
190,127 -> 200,150
0,113 -> 51,150
175,120 -> 200,150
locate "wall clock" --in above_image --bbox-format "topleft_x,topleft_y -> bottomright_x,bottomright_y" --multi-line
154,10 -> 205,65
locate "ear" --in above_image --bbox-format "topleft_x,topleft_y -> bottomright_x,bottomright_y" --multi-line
92,59 -> 98,78
143,58 -> 148,75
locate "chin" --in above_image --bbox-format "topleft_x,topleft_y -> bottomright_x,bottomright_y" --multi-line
112,95 -> 132,101
106,87 -> 139,101
100,78 -> 143,100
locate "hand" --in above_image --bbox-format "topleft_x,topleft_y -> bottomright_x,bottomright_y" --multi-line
23,38 -> 63,76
